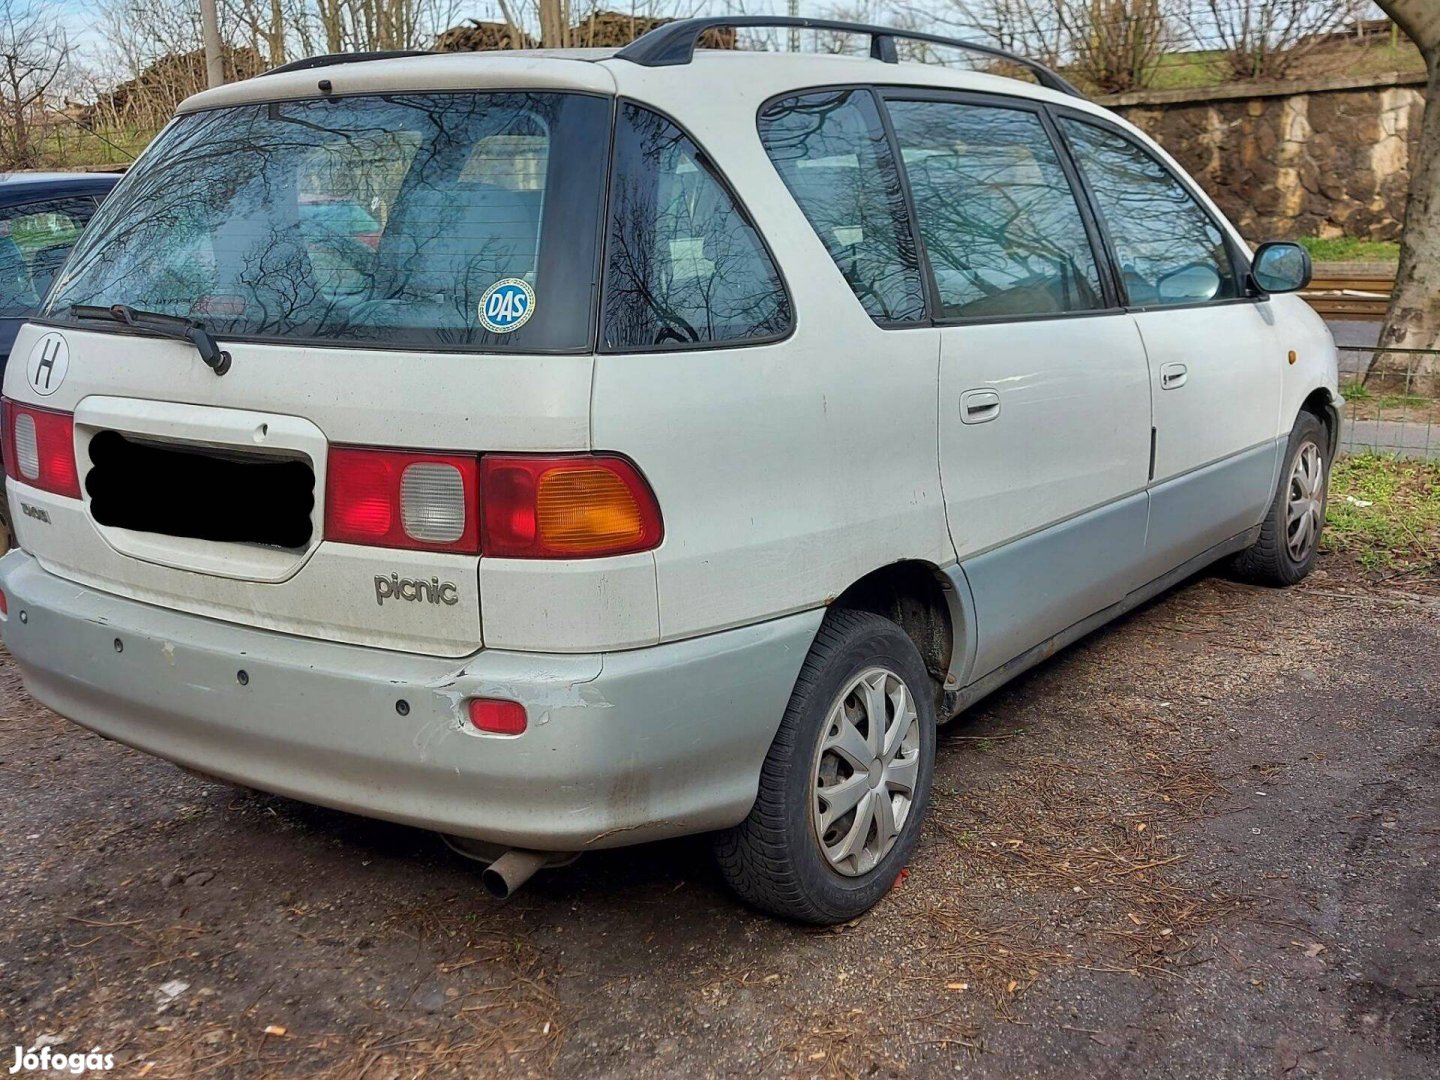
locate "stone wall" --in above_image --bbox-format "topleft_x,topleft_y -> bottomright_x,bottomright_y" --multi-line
1100,72 -> 1427,242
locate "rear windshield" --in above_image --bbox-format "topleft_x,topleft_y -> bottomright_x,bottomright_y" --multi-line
45,92 -> 610,351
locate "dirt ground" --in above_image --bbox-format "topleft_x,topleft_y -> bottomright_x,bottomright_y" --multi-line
1,552 -> 1436,1079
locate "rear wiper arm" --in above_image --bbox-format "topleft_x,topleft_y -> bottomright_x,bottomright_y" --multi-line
69,304 -> 232,376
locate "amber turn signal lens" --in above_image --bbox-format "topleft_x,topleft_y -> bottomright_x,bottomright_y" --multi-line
480,455 -> 663,559
536,467 -> 645,554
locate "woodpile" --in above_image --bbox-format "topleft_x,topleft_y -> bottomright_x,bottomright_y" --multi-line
85,46 -> 267,129
434,10 -> 735,52
434,20 -> 536,52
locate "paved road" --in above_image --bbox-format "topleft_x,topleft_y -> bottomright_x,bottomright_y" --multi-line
2,563 -> 1437,1078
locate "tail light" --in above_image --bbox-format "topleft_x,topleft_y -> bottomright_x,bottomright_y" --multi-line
2,398 -> 80,499
325,447 -> 662,559
325,447 -> 480,553
481,455 -> 663,558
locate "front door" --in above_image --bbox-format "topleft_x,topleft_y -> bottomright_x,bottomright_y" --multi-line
884,93 -> 1153,680
1055,114 -> 1284,581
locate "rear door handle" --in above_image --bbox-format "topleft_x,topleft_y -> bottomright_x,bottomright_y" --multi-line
960,388 -> 1001,424
1160,363 -> 1188,390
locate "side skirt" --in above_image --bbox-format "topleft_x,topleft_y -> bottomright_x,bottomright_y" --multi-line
939,525 -> 1261,722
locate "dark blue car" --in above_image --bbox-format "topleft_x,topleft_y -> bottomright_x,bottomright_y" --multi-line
0,171 -> 119,548
0,171 -> 120,377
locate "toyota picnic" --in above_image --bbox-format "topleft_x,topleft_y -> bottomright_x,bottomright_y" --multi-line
0,17 -> 1340,923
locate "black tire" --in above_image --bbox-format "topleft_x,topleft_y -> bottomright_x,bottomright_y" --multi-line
1231,411 -> 1330,587
714,609 -> 937,924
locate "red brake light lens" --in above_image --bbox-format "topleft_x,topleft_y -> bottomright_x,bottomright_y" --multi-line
467,698 -> 527,736
480,454 -> 663,559
325,446 -> 479,553
2,398 -> 80,499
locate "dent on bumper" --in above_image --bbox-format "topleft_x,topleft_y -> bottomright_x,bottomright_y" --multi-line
0,550 -> 821,850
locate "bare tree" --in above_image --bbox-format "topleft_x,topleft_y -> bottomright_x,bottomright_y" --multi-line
0,0 -> 71,168
1368,0 -> 1440,392
1062,0 -> 1176,93
1188,0 -> 1368,81
930,0 -> 1176,90
941,0 -> 1069,67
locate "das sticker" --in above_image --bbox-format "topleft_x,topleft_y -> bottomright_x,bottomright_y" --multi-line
478,278 -> 536,334
26,332 -> 69,396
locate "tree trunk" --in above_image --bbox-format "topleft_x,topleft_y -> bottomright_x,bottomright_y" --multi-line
268,0 -> 286,65
538,0 -> 568,49
1369,1 -> 1440,395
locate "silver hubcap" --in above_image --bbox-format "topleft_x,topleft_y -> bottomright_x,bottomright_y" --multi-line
1285,441 -> 1325,563
810,666 -> 921,877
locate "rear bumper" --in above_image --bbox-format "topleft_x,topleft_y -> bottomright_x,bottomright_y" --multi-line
0,550 -> 820,850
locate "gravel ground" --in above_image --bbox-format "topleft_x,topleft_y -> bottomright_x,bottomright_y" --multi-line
1,553 -> 1436,1079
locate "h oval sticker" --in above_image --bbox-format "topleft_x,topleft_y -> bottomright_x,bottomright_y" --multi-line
26,332 -> 69,396
478,278 -> 535,334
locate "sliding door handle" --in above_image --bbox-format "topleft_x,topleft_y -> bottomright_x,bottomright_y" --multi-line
960,388 -> 1001,424
1160,363 -> 1188,390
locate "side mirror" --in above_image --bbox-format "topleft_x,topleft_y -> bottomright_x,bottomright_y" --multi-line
1249,242 -> 1312,294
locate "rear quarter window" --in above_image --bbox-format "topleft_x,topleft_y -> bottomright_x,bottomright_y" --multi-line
601,103 -> 791,351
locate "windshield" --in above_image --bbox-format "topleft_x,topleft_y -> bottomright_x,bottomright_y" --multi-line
46,92 -> 610,351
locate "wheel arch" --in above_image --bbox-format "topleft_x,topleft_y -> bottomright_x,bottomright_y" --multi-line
826,559 -> 974,712
1299,385 -> 1341,459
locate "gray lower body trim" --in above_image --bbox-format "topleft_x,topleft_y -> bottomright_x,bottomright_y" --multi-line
960,492 -> 1149,681
943,525 -> 1259,720
0,550 -> 822,851
1140,439 -> 1281,585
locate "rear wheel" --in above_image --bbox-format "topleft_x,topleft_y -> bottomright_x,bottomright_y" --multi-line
1232,411 -> 1329,586
715,609 -> 936,924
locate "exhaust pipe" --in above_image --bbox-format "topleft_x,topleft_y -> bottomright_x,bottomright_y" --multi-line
481,849 -> 550,899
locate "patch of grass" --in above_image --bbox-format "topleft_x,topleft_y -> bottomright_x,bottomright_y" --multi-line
1297,236 -> 1401,263
1325,453 -> 1440,570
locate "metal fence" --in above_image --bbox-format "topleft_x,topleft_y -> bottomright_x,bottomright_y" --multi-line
1337,345 -> 1439,459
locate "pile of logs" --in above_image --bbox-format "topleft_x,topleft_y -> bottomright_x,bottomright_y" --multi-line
434,10 -> 735,52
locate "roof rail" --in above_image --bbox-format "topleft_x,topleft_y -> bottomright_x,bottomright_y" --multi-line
613,15 -> 1084,98
260,50 -> 431,78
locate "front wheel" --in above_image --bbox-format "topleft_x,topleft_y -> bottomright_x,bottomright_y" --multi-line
1232,411 -> 1330,587
714,609 -> 936,924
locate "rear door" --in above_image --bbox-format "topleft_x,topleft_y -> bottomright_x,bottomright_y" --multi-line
4,88 -> 614,657
1055,113 -> 1283,581
884,92 -> 1153,680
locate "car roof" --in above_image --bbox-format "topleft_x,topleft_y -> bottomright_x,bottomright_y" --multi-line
177,47 -> 1101,118
0,171 -> 122,204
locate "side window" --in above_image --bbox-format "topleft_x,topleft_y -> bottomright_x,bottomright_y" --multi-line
758,89 -> 925,323
886,99 -> 1105,320
0,197 -> 99,317
602,103 -> 790,350
1058,118 -> 1239,308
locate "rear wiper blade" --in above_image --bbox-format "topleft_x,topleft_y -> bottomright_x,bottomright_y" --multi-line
69,304 -> 231,376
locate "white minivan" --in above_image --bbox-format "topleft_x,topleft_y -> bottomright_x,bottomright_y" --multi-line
0,17 -> 1338,923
